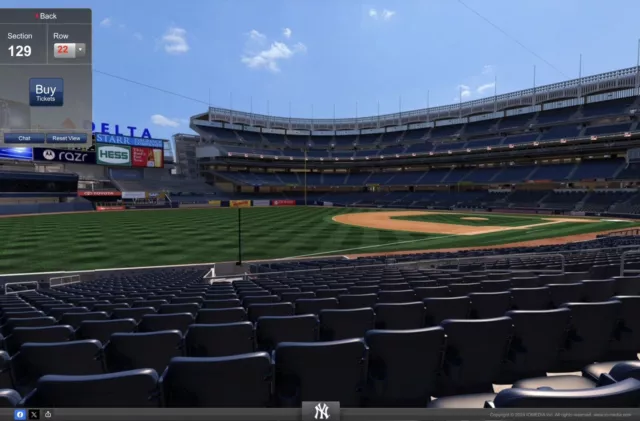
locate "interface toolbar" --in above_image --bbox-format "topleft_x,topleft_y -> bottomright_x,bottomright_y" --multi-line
3,407 -> 640,421
0,9 -> 92,146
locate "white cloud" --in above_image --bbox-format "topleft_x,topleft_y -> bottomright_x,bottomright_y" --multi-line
482,64 -> 496,75
161,27 -> 189,54
151,114 -> 181,128
454,66 -> 498,101
133,32 -> 143,41
283,28 -> 292,38
99,18 -> 112,28
241,31 -> 307,73
458,84 -> 471,98
477,82 -> 496,94
381,9 -> 396,20
248,29 -> 266,42
369,8 -> 395,20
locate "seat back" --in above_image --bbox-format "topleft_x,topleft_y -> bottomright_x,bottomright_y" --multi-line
161,353 -> 272,407
607,296 -> 640,360
414,286 -> 450,299
105,330 -> 183,374
2,317 -> 55,336
196,308 -> 247,324
248,303 -> 295,323
111,307 -> 157,323
256,315 -> 318,351
280,292 -> 315,302
58,312 -> 110,329
374,302 -> 426,330
15,340 -> 105,389
7,325 -> 75,356
424,297 -> 471,327
449,283 -> 482,296
158,303 -> 200,316
548,283 -> 584,308
21,369 -> 161,407
503,309 -> 571,378
184,322 -> 254,357
509,287 -> 551,310
559,301 -> 621,369
242,295 -> 281,306
319,308 -> 375,341
274,339 -> 368,407
469,292 -> 511,319
138,313 -> 195,334
75,319 -> 138,344
582,280 -> 616,302
92,303 -> 130,314
295,298 -> 339,315
365,327 -> 445,407
439,317 -> 513,396
202,299 -> 241,309
377,290 -> 417,304
338,294 -> 377,310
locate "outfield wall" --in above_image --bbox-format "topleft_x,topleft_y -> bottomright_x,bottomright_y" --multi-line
0,201 -> 94,216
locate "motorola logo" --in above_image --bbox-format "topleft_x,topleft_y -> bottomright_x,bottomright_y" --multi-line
43,149 -> 55,160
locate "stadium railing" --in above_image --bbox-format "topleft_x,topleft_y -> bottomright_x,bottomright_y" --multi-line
620,249 -> 640,275
49,274 -> 82,288
3,280 -> 39,295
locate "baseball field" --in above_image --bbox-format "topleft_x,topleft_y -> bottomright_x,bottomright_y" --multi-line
0,207 -> 637,274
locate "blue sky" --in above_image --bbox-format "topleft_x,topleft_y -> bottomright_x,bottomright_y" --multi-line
8,0 -> 640,140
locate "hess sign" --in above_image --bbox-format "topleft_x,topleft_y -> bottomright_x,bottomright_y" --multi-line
33,147 -> 96,164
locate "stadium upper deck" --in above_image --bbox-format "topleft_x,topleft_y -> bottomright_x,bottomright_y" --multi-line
190,66 -> 640,162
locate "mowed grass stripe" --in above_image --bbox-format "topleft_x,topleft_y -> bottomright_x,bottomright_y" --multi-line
0,208 -> 636,274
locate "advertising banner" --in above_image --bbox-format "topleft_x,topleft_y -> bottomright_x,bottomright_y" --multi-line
94,133 -> 163,149
323,202 -> 333,207
34,147 -> 96,164
96,206 -> 126,211
272,199 -> 296,206
122,191 -> 146,200
131,147 -> 164,168
253,200 -> 270,207
96,143 -> 131,167
230,200 -> 252,208
0,147 -> 33,161
78,191 -> 121,197
208,200 -> 221,207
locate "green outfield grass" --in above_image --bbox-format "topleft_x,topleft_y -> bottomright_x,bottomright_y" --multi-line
391,213 -> 546,227
0,207 -> 636,274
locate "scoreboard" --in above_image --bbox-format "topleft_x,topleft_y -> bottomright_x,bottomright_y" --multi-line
0,9 -> 92,146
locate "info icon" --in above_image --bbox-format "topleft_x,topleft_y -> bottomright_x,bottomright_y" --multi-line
28,409 -> 40,420
13,409 -> 26,421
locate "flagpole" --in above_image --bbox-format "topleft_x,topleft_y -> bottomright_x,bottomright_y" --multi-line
533,65 -> 537,105
426,90 -> 430,122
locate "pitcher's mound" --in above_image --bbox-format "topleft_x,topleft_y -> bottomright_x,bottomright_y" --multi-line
461,217 -> 488,221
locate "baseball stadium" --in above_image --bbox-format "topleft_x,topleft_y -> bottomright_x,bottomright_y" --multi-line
0,2 -> 640,413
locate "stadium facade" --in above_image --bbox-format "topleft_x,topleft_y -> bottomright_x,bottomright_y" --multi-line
160,66 -> 637,214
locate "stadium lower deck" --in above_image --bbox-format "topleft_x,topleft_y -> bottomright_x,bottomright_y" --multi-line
0,234 -> 637,408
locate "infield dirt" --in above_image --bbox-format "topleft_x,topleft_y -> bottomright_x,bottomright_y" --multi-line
332,210 -> 597,236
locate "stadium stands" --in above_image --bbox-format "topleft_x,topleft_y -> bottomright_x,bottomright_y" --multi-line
0,240 -> 639,407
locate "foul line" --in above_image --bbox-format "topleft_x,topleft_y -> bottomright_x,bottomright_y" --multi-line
279,235 -> 455,260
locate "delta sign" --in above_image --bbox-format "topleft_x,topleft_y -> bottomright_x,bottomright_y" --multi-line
59,119 -> 154,139
84,121 -> 153,139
